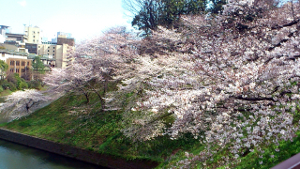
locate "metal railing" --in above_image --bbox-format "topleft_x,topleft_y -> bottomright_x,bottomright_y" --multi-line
272,153 -> 300,169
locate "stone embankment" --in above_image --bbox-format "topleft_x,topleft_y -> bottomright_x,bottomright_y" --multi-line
0,128 -> 158,169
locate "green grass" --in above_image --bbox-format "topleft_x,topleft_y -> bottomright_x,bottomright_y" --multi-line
0,89 -> 12,103
0,89 -> 12,98
0,87 -> 200,165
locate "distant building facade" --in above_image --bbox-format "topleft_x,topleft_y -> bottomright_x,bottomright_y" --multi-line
57,37 -> 75,46
0,48 -> 32,77
37,43 -> 74,68
39,31 -> 75,69
5,33 -> 27,43
25,43 -> 38,54
57,32 -> 72,38
24,26 -> 42,44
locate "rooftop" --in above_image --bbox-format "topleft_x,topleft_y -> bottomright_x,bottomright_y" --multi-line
0,25 -> 10,29
0,49 -> 28,56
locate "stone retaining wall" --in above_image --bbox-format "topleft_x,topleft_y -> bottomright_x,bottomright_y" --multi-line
0,128 -> 158,169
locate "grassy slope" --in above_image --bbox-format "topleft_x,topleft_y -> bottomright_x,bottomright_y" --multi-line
0,90 -> 199,166
0,89 -> 12,102
1,87 -> 300,168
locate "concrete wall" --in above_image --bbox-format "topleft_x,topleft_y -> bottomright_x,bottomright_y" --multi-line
0,128 -> 158,169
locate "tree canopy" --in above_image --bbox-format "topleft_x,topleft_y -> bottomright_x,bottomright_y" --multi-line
41,0 -> 300,167
123,0 -> 226,35
120,0 -> 300,167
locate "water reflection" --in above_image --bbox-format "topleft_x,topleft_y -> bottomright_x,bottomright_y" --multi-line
0,139 -> 108,169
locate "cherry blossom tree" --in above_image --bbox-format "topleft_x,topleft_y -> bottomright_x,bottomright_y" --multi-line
44,26 -> 138,111
43,61 -> 99,104
120,0 -> 300,167
0,89 -> 50,121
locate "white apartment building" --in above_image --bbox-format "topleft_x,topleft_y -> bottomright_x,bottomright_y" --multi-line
24,26 -> 42,44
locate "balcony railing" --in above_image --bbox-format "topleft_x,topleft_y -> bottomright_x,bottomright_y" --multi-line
272,153 -> 300,169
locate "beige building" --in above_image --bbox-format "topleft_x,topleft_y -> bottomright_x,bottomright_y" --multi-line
0,48 -> 32,77
37,43 -> 74,68
24,26 -> 42,44
6,58 -> 32,77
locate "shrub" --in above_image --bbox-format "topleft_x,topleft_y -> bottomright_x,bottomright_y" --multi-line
28,80 -> 42,90
2,81 -> 17,91
6,73 -> 17,84
18,82 -> 28,90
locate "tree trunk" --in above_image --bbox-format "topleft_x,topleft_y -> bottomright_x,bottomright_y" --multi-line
84,93 -> 90,104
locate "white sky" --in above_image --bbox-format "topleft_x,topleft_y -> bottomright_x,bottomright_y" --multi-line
0,0 -> 132,42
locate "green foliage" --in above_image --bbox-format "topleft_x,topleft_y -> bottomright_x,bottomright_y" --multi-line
158,0 -> 207,28
11,73 -> 27,90
0,86 -> 3,93
1,73 -> 42,92
32,56 -> 45,74
18,82 -> 28,90
0,60 -> 8,72
0,60 -> 8,80
209,0 -> 227,14
1,80 -> 17,91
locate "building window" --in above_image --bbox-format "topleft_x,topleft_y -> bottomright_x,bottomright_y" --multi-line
27,62 -> 30,66
16,69 -> 19,73
16,61 -> 20,66
10,61 -> 14,65
48,50 -> 49,52
53,50 -> 55,52
21,69 -> 25,72
21,61 -> 25,66
1,53 -> 4,57
53,47 -> 55,49
10,68 -> 13,72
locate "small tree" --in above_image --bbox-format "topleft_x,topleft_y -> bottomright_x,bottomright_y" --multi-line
21,67 -> 33,81
0,60 -> 8,80
32,56 -> 45,73
73,26 -> 138,111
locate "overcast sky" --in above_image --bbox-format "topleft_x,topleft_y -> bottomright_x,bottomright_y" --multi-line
0,0 -> 132,42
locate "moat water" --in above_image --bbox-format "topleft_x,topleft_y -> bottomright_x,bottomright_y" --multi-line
0,139 -> 106,169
